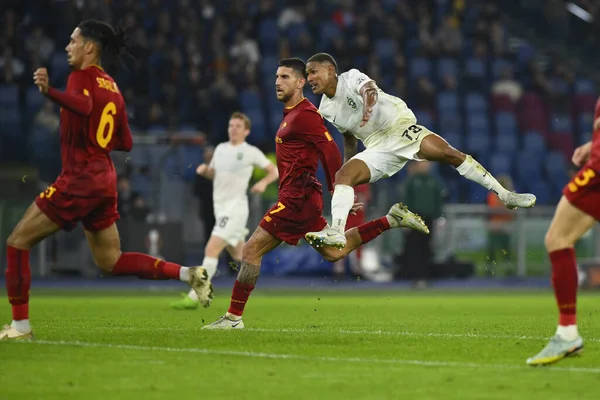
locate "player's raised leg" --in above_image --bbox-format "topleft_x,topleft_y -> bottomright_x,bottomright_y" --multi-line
305,159 -> 372,249
203,226 -> 281,329
171,235 -> 230,310
84,224 -> 213,307
526,196 -> 593,366
1,203 -> 61,340
308,203 -> 429,261
417,133 -> 536,209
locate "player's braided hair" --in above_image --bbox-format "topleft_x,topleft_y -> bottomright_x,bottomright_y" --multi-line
78,19 -> 128,67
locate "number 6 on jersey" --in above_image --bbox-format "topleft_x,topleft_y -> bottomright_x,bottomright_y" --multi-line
96,101 -> 117,148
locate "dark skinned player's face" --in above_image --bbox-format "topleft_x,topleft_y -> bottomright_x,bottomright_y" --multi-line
306,61 -> 333,95
275,66 -> 304,103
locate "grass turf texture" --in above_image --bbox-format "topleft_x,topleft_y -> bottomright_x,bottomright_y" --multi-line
1,288 -> 599,399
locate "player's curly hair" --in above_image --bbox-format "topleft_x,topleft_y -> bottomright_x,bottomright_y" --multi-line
78,19 -> 128,67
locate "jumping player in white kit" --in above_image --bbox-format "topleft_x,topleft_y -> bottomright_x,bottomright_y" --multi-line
171,112 -> 278,309
304,53 -> 536,249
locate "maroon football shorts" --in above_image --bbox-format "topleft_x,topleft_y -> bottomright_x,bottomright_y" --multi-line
35,184 -> 120,232
259,188 -> 328,245
562,162 -> 600,221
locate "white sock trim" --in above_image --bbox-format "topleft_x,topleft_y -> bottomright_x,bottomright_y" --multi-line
202,256 -> 219,280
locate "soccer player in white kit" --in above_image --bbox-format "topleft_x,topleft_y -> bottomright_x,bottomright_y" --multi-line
304,53 -> 536,249
171,112 -> 278,309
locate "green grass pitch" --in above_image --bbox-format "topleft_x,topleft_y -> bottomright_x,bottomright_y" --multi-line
1,288 -> 599,399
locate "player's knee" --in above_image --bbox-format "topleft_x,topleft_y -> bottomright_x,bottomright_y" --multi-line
544,229 -> 569,252
6,229 -> 30,250
93,251 -> 121,272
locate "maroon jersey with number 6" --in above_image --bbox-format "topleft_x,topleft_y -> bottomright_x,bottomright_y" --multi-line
53,64 -> 132,197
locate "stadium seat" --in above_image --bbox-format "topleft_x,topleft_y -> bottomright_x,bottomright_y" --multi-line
239,89 -> 263,113
414,110 -> 434,127
181,145 -> 203,181
495,111 -> 518,136
437,58 -> 459,81
491,59 -> 513,79
517,151 -> 543,188
550,114 -> 573,133
442,132 -> 462,149
529,180 -> 551,205
575,78 -> 595,94
465,58 -> 487,80
438,112 -> 463,134
409,57 -> 432,79
578,112 -> 594,135
489,153 -> 512,175
437,91 -> 459,112
467,113 -> 490,134
467,181 -> 489,204
494,132 -> 518,153
374,38 -> 396,64
464,92 -> 488,113
523,131 -> 546,152
259,19 -> 279,50
318,22 -> 342,48
465,133 -> 490,154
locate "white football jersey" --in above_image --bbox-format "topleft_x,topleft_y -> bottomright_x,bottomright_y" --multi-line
209,141 -> 271,208
318,69 -> 417,148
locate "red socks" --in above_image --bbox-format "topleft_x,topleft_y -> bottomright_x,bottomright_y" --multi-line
5,246 -> 31,320
357,217 -> 391,245
227,280 -> 255,316
112,252 -> 181,280
549,248 -> 578,326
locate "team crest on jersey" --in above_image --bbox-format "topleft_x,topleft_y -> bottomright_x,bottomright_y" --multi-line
347,97 -> 357,109
237,152 -> 243,160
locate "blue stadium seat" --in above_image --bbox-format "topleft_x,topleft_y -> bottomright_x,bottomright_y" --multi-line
494,132 -> 517,153
467,113 -> 490,134
495,111 -> 518,136
130,173 -> 151,199
468,181 -> 489,204
439,112 -> 463,134
442,132 -> 462,149
259,19 -> 279,49
181,145 -> 203,181
517,151 -> 543,188
575,78 -> 595,94
578,112 -> 594,135
409,57 -> 432,79
414,110 -> 434,127
245,109 -> 266,145
319,22 -> 342,47
465,58 -> 487,79
146,125 -> 168,137
405,38 -> 421,58
489,153 -> 512,175
0,84 -> 18,108
523,131 -> 546,152
240,89 -> 262,113
491,59 -> 512,79
374,38 -> 396,63
544,151 -> 567,176
550,114 -> 573,133
529,180 -> 552,205
464,92 -> 488,113
465,133 -> 490,154
437,91 -> 459,112
437,58 -> 459,80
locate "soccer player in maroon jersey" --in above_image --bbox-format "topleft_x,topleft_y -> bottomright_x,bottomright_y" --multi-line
1,20 -> 212,340
203,58 -> 429,329
526,98 -> 600,365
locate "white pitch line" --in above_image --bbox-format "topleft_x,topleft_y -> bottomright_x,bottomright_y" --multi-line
14,340 -> 600,374
33,324 -> 600,343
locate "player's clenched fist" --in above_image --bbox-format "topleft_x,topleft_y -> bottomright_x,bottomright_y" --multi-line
196,163 -> 208,176
33,68 -> 50,94
572,142 -> 592,167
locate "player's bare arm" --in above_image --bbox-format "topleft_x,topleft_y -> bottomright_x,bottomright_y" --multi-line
251,163 -> 278,194
342,131 -> 359,163
196,163 -> 215,180
359,81 -> 378,127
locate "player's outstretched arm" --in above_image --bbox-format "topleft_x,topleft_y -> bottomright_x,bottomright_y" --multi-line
34,68 -> 93,116
359,81 -> 378,127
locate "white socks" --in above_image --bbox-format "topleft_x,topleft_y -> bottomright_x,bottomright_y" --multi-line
12,319 -> 31,333
556,325 -> 579,341
331,184 -> 355,232
179,267 -> 190,282
456,155 -> 509,200
202,257 -> 219,280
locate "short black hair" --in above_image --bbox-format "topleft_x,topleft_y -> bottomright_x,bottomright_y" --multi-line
278,57 -> 306,78
307,53 -> 338,73
78,19 -> 128,66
